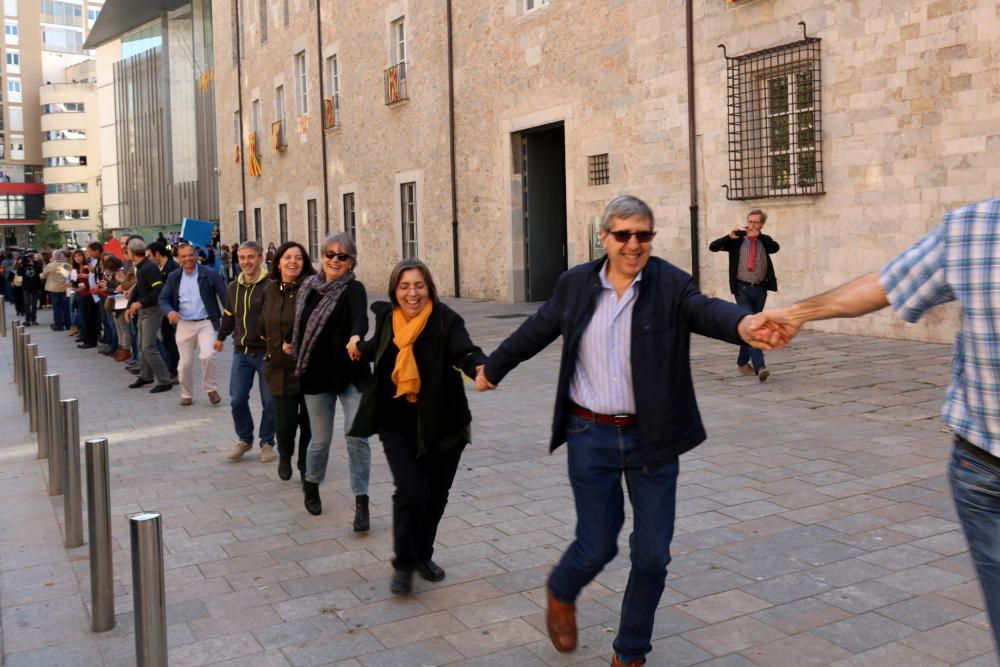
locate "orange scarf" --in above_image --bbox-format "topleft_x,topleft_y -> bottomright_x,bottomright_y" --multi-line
391,302 -> 433,403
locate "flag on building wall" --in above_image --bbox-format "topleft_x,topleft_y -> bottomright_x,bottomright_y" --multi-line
324,98 -> 335,129
234,143 -> 240,164
298,114 -> 308,134
387,67 -> 400,103
199,69 -> 214,92
272,121 -> 285,151
247,132 -> 262,177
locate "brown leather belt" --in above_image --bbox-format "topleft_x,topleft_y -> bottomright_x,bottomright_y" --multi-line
570,404 -> 637,428
956,436 -> 1000,470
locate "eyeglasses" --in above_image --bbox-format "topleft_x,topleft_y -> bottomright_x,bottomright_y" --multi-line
607,230 -> 656,244
324,251 -> 353,261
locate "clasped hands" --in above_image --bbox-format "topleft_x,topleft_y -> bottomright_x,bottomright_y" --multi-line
738,307 -> 802,351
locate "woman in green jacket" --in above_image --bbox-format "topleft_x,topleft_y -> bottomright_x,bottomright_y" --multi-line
260,242 -> 315,481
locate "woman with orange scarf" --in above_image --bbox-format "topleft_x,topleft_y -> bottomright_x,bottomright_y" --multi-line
348,259 -> 487,595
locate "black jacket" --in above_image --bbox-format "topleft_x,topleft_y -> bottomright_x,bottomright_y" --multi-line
349,301 -> 487,456
129,257 -> 166,308
217,270 -> 270,352
484,257 -> 749,468
158,265 -> 228,330
708,234 -> 780,294
295,280 -> 370,395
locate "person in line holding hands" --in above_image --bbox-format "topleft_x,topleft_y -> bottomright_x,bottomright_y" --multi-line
347,259 -> 488,595
476,195 -> 774,667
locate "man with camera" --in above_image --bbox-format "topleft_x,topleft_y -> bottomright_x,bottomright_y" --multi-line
709,209 -> 780,381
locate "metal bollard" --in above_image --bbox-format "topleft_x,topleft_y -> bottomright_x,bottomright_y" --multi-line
22,339 -> 34,413
62,399 -> 83,548
27,347 -> 40,428
33,356 -> 47,447
45,374 -> 62,496
129,512 -> 167,666
12,323 -> 22,393
85,438 -> 115,632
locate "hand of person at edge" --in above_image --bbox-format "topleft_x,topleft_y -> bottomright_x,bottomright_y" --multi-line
739,310 -> 800,350
346,335 -> 361,361
167,311 -> 180,326
213,340 -> 224,353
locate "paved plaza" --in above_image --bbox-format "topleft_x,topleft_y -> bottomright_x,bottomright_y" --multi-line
0,298 -> 996,666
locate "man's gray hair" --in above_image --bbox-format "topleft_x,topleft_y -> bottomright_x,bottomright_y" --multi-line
748,209 -> 767,224
600,195 -> 655,232
323,232 -> 358,266
53,250 -> 65,261
238,240 -> 263,255
127,238 -> 146,255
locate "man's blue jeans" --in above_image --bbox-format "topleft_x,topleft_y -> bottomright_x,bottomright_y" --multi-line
49,291 -> 70,330
229,351 -> 275,447
735,282 -> 767,371
548,415 -> 679,664
303,384 -> 370,495
951,438 -> 1000,653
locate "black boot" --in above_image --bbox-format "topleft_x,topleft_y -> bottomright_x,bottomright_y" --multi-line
390,568 -> 413,595
303,481 -> 322,516
417,560 -> 446,582
353,494 -> 370,532
277,456 -> 292,481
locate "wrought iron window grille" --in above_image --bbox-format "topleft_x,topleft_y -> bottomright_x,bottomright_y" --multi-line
588,153 -> 610,186
719,22 -> 824,201
384,62 -> 408,105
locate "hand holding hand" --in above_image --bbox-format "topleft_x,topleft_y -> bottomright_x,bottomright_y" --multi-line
281,342 -> 294,355
346,335 -> 361,361
213,340 -> 224,353
475,365 -> 496,392
167,311 -> 180,325
738,309 -> 801,350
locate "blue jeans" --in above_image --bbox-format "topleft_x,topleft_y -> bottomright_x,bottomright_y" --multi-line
229,351 -> 275,446
951,438 -> 1000,652
303,384 -> 370,494
101,306 -> 118,349
548,415 -> 679,664
735,282 -> 767,371
49,291 -> 70,330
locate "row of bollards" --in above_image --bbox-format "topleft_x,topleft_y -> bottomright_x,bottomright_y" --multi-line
9,319 -> 167,666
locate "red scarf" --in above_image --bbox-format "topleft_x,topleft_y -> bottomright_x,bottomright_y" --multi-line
747,238 -> 758,271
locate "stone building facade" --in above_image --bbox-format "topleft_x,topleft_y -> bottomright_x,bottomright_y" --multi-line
214,0 -> 1000,343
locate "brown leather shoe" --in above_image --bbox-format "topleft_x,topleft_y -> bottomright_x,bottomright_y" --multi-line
546,588 -> 577,653
611,654 -> 645,667
207,390 -> 222,405
180,397 -> 193,406
114,348 -> 132,362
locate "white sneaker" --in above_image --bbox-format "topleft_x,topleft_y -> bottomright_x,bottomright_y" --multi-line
259,443 -> 276,463
227,441 -> 252,461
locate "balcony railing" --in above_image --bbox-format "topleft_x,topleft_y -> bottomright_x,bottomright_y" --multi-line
323,95 -> 339,129
271,120 -> 287,151
383,62 -> 408,105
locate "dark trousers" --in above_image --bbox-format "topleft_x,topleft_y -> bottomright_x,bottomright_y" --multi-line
82,296 -> 100,345
735,282 -> 767,370
272,393 -> 311,474
49,291 -> 70,330
548,415 -> 679,664
12,286 -> 23,315
160,317 -> 179,375
380,430 -> 464,571
22,289 -> 39,323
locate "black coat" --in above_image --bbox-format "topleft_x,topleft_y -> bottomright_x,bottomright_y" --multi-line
708,233 -> 780,294
484,257 -> 750,469
295,280 -> 370,395
349,301 -> 487,456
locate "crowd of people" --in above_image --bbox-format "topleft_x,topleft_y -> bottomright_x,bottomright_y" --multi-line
2,193 -> 998,667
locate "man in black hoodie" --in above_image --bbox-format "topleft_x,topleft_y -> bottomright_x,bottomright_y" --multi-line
126,238 -> 172,393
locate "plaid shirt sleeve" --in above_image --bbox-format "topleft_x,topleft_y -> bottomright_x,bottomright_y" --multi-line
879,223 -> 955,324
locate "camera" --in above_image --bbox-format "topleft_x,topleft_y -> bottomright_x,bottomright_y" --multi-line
735,229 -> 747,238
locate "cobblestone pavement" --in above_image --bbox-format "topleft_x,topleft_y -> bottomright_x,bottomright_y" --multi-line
0,298 -> 996,666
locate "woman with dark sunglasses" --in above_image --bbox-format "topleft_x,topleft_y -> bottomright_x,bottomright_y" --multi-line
286,233 -> 372,529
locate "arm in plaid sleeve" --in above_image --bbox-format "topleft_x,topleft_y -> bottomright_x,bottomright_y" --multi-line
878,223 -> 954,324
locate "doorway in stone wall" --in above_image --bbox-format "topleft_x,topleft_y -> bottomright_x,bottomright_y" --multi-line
514,122 -> 567,302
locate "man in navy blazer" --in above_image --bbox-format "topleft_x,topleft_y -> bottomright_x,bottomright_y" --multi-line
159,244 -> 228,406
478,195 -> 771,667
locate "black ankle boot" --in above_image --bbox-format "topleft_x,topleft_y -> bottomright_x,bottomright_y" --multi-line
417,560 -> 445,582
303,481 -> 322,516
277,456 -> 292,481
390,568 -> 413,595
353,494 -> 370,532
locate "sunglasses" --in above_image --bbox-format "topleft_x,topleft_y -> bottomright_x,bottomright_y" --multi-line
324,251 -> 353,261
607,230 -> 656,244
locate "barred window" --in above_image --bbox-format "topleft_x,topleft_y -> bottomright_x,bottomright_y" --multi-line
588,153 -> 609,186
721,28 -> 823,200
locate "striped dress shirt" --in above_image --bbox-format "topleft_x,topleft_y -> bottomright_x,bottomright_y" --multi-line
568,264 -> 641,415
880,198 -> 1000,457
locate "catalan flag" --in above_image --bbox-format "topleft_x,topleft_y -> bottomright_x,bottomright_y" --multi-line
324,98 -> 335,129
387,67 -> 400,103
298,114 -> 308,134
248,132 -> 262,177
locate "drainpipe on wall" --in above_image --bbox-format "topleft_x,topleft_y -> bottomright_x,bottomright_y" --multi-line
685,0 -> 700,288
446,0 -> 461,297
235,0 -> 249,239
315,0 -> 331,233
